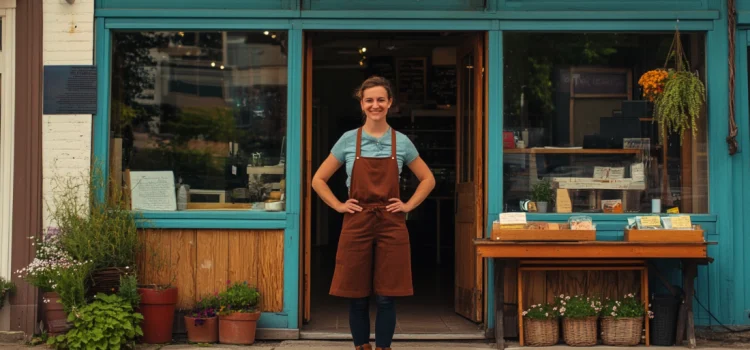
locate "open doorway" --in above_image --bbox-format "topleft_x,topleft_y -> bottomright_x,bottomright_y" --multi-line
301,31 -> 486,338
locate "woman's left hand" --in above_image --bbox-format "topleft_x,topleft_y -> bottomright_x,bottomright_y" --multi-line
387,198 -> 413,213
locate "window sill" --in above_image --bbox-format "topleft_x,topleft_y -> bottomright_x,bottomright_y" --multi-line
134,210 -> 289,229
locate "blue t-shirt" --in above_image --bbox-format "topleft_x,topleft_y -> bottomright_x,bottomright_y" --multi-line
331,128 -> 419,189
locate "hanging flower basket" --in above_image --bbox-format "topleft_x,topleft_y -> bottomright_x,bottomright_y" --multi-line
638,25 -> 706,142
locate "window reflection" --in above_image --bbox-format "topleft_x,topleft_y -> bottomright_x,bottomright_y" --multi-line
503,32 -> 708,214
110,31 -> 288,212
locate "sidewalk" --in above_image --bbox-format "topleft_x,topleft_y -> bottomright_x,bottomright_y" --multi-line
1,340 -> 749,349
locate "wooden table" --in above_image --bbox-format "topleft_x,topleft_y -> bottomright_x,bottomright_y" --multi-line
474,240 -> 716,349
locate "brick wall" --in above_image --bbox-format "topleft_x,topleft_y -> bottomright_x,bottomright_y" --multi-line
42,0 -> 94,227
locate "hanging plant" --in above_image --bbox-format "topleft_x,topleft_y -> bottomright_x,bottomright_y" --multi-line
638,26 -> 706,142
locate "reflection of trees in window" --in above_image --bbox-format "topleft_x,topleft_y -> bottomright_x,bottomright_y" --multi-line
110,31 -> 288,196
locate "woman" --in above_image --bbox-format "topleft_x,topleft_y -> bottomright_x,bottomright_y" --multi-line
312,76 -> 435,350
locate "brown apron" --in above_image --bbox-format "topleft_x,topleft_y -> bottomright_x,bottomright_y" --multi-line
329,127 -> 413,298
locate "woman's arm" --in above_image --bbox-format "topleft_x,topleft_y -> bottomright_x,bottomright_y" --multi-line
387,156 -> 435,213
311,154 -> 362,214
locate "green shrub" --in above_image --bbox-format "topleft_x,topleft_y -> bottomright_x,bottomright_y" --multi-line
116,274 -> 140,309
54,261 -> 93,314
218,281 -> 260,315
48,293 -> 143,350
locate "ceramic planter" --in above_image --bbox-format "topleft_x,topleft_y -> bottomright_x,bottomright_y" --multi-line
537,201 -> 548,213
218,311 -> 261,345
137,287 -> 178,344
42,292 -> 71,336
184,316 -> 218,343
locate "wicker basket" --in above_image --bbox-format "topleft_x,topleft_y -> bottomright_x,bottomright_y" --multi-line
601,317 -> 643,346
524,318 -> 559,346
562,316 -> 598,346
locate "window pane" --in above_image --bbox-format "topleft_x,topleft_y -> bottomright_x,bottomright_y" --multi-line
110,31 -> 288,211
502,32 -> 708,214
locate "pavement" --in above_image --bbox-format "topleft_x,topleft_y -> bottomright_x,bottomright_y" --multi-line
2,340 -> 750,350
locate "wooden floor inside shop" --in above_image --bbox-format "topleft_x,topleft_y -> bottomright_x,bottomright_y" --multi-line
302,245 -> 484,338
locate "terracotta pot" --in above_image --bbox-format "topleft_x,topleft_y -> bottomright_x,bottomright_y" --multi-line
218,311 -> 261,345
184,316 -> 218,343
137,287 -> 178,344
42,292 -> 71,336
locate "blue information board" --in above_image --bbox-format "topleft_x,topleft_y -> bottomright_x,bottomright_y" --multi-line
43,65 -> 97,115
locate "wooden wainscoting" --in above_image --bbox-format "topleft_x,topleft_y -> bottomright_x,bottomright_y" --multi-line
138,229 -> 284,312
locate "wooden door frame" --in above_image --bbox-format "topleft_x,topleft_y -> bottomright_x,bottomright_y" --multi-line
300,30 -> 489,326
454,32 -> 486,323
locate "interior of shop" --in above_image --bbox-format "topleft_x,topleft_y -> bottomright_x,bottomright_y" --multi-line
304,31 -> 483,336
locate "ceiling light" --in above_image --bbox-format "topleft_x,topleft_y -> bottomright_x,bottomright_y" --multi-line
361,47 -> 367,53
271,34 -> 277,39
264,31 -> 269,35
220,65 -> 225,70
211,62 -> 216,67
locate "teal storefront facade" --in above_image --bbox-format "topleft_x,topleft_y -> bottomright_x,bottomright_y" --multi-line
93,0 -> 750,337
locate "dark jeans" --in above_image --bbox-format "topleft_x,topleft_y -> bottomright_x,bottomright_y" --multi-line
349,295 -> 396,348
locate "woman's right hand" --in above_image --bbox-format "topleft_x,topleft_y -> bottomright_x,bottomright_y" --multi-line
336,199 -> 362,213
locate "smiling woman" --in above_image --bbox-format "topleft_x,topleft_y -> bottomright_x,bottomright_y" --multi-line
108,30 -> 289,212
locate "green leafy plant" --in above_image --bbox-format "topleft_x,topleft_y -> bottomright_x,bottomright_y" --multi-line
48,293 -> 143,350
601,293 -> 654,319
555,294 -> 602,319
653,28 -> 706,142
0,276 -> 15,310
54,261 -> 93,314
117,274 -> 141,309
49,167 -> 142,272
522,302 -> 560,320
531,179 -> 554,203
218,281 -> 260,315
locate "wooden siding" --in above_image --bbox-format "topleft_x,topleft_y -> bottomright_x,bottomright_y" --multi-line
138,229 -> 285,312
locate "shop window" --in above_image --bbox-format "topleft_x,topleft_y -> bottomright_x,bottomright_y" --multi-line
502,32 -> 708,214
110,31 -> 288,212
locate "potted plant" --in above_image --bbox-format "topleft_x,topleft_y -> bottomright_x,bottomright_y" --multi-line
185,294 -> 220,343
0,276 -> 14,310
137,246 -> 179,344
556,294 -> 602,346
531,179 -> 554,213
49,171 -> 141,297
14,229 -> 84,335
638,27 -> 706,142
600,293 -> 654,346
217,281 -> 261,345
521,302 -> 560,346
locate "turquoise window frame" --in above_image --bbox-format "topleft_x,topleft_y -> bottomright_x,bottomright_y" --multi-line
486,19 -> 730,329
94,18 -> 301,228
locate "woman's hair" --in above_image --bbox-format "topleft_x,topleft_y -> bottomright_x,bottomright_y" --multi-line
354,76 -> 394,101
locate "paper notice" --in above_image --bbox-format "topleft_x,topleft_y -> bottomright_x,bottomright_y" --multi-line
671,216 -> 692,229
129,171 -> 177,211
499,212 -> 527,225
640,216 -> 661,227
556,189 -> 572,213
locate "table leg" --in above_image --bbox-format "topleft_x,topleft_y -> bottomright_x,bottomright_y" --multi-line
436,200 -> 441,265
642,265 -> 650,346
684,261 -> 698,349
518,266 -> 524,346
494,259 -> 505,349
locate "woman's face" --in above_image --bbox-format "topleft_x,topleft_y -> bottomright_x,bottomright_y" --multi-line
360,86 -> 392,122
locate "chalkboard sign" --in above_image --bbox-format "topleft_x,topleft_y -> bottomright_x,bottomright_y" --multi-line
396,57 -> 426,105
430,65 -> 456,105
43,65 -> 98,114
571,69 -> 630,96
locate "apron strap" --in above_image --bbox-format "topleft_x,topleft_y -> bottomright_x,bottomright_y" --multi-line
355,127 -> 363,158
390,128 -> 397,159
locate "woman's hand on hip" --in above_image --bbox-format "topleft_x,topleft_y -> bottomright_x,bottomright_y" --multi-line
336,199 -> 363,214
387,198 -> 413,213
